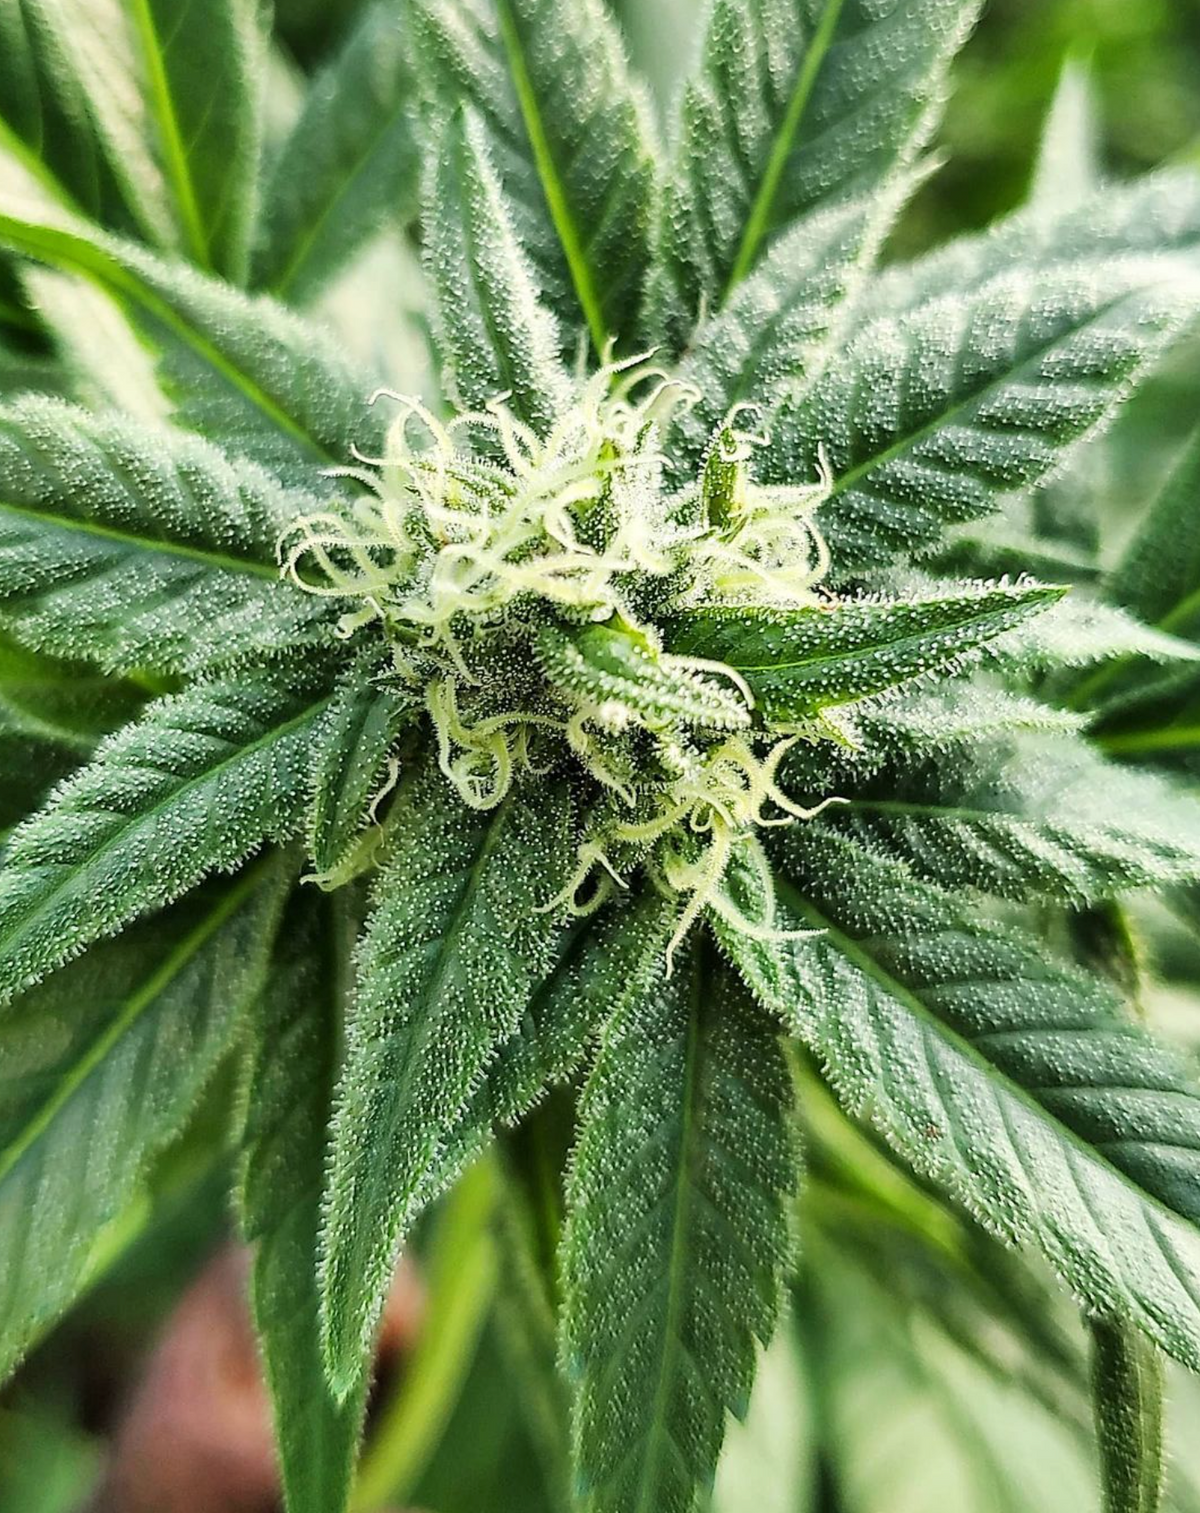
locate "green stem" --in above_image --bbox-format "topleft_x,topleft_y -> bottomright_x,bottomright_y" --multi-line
1097,724 -> 1200,756
351,1160 -> 498,1512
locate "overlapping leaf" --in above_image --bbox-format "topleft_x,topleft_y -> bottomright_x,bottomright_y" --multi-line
665,581 -> 1061,724
319,761 -> 574,1393
561,936 -> 798,1513
238,889 -> 366,1513
407,0 -> 656,350
0,671 -> 329,1002
253,0 -> 421,304
0,863 -> 286,1380
645,0 -> 981,348
425,107 -> 568,428
719,829 -> 1200,1373
0,397 -> 336,674
767,251 -> 1200,576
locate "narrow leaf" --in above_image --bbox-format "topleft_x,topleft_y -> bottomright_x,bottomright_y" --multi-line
253,0 -> 420,304
0,862 -> 286,1382
125,0 -> 267,279
1091,1316 -> 1165,1513
645,0 -> 981,348
408,0 -> 657,350
1030,55 -> 1102,213
719,829 -> 1200,1375
768,255 -> 1200,575
561,934 -> 799,1513
0,397 -> 336,675
425,107 -> 569,429
238,889 -> 367,1513
0,672 -> 329,1002
665,581 -> 1062,724
319,762 -> 573,1393
0,213 -> 379,476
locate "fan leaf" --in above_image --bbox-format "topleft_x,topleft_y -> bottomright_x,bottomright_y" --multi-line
562,932 -> 799,1513
0,672 -> 329,1002
238,888 -> 367,1513
0,860 -> 287,1382
0,397 -> 336,675
719,829 -> 1200,1373
319,762 -> 574,1394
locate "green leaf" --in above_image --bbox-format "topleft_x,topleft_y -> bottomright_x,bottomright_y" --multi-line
994,597 -> 1200,676
306,668 -> 414,882
0,672 -> 329,1003
124,0 -> 267,280
1030,54 -> 1102,214
808,1244 -> 1099,1512
1109,422 -> 1200,642
644,0 -> 981,348
0,213 -> 379,476
561,933 -> 799,1513
0,861 -> 286,1382
408,0 -> 657,351
825,732 -> 1200,904
537,622 -> 751,733
718,828 -> 1200,1374
435,883 -> 681,1190
319,762 -> 573,1394
253,0 -> 420,304
767,253 -> 1200,575
0,634 -> 144,829
1091,1316 -> 1165,1513
0,0 -> 137,226
0,397 -> 336,675
668,189 -> 908,472
426,107 -> 569,430
238,888 -> 367,1513
664,581 -> 1062,725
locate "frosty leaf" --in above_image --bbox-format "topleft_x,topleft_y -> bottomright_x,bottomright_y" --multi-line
306,670 -> 414,883
665,582 -> 1061,724
0,672 -> 329,1002
1090,1317 -> 1165,1513
0,212 -> 380,476
425,106 -> 569,429
825,732 -> 1200,904
720,829 -> 1200,1374
1029,55 -> 1102,214
408,0 -> 656,350
992,597 -> 1200,676
0,397 -> 336,675
561,934 -> 798,1513
768,254 -> 1200,576
319,763 -> 573,1394
645,0 -> 982,348
0,862 -> 287,1381
253,1 -> 421,304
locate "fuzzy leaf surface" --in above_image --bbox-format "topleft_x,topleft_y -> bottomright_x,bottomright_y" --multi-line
408,0 -> 656,350
425,107 -> 568,429
126,0 -> 266,280
0,863 -> 285,1382
768,255 -> 1200,576
645,0 -> 981,348
720,830 -> 1200,1373
0,672 -> 329,1002
665,582 -> 1061,724
319,763 -> 573,1393
238,889 -> 366,1513
562,936 -> 798,1513
1091,1317 -> 1165,1513
0,398 -> 335,675
0,214 -> 379,476
253,0 -> 420,304
825,732 -> 1200,904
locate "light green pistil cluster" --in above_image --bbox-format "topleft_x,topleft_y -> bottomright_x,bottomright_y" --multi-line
281,356 -> 837,957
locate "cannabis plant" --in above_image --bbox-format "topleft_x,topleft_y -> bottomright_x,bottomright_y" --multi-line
3,1 -> 1200,1510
